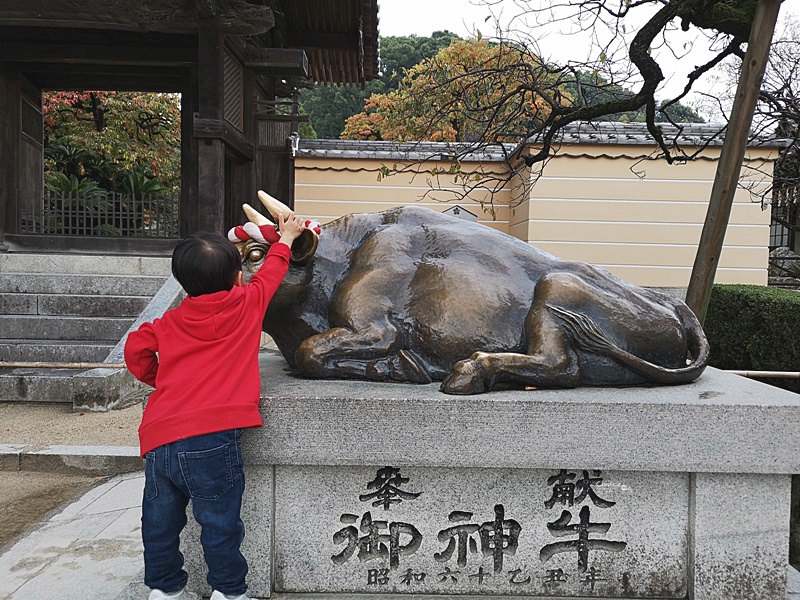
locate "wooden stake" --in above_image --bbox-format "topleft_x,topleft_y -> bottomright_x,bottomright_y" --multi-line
729,370 -> 800,379
685,0 -> 782,324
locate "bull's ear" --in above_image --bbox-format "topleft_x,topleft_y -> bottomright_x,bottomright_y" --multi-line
291,229 -> 318,264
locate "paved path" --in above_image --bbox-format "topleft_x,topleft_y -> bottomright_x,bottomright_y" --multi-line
0,473 -> 144,600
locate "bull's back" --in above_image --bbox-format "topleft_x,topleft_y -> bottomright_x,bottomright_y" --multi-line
322,207 -> 559,368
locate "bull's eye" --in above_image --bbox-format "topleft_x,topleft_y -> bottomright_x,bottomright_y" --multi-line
247,248 -> 265,263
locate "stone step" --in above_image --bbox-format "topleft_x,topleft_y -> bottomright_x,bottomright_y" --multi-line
0,368 -> 76,403
0,340 -> 115,363
0,253 -> 171,276
0,293 -> 151,317
0,315 -> 134,342
0,273 -> 166,296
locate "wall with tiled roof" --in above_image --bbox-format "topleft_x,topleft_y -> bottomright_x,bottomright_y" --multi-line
294,123 -> 784,288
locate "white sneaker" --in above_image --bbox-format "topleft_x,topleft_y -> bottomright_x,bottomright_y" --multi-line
210,591 -> 251,600
148,588 -> 199,600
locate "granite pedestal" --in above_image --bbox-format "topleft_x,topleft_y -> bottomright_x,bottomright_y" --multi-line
181,352 -> 798,599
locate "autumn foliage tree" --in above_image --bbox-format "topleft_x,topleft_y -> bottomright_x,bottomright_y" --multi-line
41,91 -> 181,236
299,32 -> 462,138
342,38 -> 567,143
43,91 -> 181,191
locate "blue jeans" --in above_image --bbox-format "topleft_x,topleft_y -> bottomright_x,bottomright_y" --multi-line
142,429 -> 248,596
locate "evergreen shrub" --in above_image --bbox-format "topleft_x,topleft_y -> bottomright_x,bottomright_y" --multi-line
705,284 -> 800,394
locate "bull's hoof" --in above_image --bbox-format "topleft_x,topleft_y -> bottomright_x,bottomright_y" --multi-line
440,359 -> 490,395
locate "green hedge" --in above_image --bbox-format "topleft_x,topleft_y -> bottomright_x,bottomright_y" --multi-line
705,284 -> 800,394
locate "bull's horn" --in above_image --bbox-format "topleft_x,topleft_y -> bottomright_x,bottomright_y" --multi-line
257,190 -> 292,221
256,191 -> 319,264
243,203 -> 275,227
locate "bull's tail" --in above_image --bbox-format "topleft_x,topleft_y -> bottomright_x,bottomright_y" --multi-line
547,302 -> 709,385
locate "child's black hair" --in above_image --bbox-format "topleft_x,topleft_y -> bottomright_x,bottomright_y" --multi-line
171,232 -> 243,297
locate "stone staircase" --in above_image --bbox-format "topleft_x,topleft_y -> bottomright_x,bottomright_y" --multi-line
0,253 -> 177,409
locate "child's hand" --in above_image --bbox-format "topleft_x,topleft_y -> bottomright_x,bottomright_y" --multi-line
277,212 -> 306,248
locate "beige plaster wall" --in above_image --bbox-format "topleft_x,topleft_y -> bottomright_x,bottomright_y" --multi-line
294,158 -> 512,232
517,144 -> 775,287
294,145 -> 777,288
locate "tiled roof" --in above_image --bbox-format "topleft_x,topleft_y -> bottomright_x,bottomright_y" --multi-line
296,139 -> 515,161
297,122 -> 791,160
553,121 -> 787,147
283,0 -> 379,85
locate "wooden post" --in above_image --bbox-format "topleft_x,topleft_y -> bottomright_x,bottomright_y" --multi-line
685,0 -> 782,324
196,17 -> 226,234
0,66 -> 20,250
180,66 -> 199,236
228,53 -> 257,228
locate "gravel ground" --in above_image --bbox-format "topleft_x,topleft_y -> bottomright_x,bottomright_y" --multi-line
0,402 -> 141,450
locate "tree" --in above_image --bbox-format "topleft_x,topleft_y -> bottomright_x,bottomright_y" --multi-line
43,91 -> 181,190
298,32 -> 462,138
42,91 -> 181,236
729,15 -> 800,195
298,81 -> 385,139
359,1 -> 771,166
562,71 -> 704,123
342,37 -> 566,142
378,31 -> 463,91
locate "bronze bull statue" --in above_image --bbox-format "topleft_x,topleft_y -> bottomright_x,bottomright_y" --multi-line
232,191 -> 708,395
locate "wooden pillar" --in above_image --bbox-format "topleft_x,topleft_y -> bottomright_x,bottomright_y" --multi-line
228,59 -> 257,228
196,17 -> 226,234
17,77 -> 43,239
0,65 -> 20,250
180,67 -> 199,237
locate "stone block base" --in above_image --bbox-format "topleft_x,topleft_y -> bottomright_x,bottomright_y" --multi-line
179,355 -> 797,600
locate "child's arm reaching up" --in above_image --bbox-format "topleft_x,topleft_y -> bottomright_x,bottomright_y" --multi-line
248,211 -> 308,311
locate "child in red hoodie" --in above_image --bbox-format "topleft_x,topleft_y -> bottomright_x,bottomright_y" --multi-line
125,212 -> 305,600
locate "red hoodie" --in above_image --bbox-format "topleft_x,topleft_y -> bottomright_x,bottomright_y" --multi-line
125,243 -> 291,456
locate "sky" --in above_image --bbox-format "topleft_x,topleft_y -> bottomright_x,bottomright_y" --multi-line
376,0 -> 799,119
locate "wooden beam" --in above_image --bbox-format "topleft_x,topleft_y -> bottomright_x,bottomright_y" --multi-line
0,26 -> 196,47
0,0 -> 274,34
197,139 -> 226,233
4,233 -> 176,254
242,48 -> 309,76
685,0 -> 782,324
0,43 -> 196,67
253,114 -> 310,122
181,66 -> 199,236
0,67 -> 19,248
198,18 -> 224,119
16,64 -> 185,92
194,117 -> 255,161
197,0 -> 221,20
